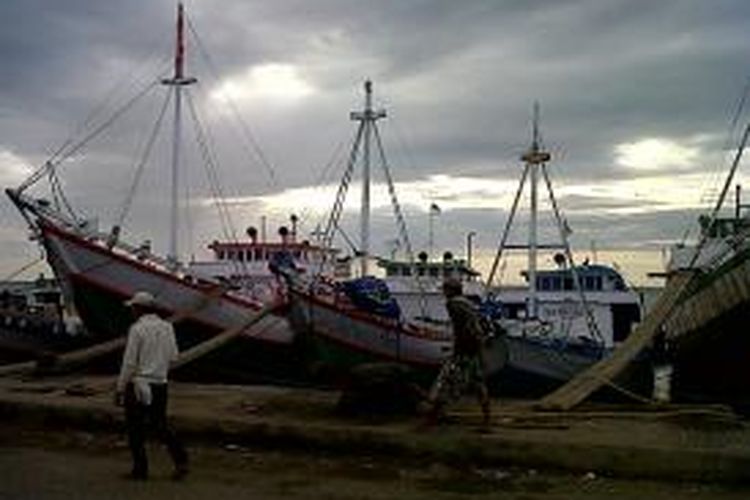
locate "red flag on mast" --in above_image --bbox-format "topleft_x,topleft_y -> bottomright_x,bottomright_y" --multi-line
174,3 -> 185,79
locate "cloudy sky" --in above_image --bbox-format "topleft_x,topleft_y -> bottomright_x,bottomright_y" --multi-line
1,0 -> 750,285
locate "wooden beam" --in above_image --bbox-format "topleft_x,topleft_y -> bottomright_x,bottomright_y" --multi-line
536,271 -> 695,411
172,303 -> 281,369
0,286 -> 228,377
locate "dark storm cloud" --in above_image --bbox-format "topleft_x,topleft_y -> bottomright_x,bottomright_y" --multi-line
1,0 -> 749,277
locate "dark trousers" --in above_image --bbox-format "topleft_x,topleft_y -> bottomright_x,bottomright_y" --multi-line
124,382 -> 188,476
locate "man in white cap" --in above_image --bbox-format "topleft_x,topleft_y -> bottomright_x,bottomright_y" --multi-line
115,291 -> 188,480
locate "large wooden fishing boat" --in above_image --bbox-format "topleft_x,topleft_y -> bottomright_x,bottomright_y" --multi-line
6,4 -> 297,381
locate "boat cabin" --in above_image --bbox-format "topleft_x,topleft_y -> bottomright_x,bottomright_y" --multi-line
378,255 -> 480,283
521,264 -> 628,293
187,222 -> 352,286
208,240 -> 336,266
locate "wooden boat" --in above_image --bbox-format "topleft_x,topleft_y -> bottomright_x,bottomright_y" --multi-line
6,4 -> 296,381
277,89 -> 649,396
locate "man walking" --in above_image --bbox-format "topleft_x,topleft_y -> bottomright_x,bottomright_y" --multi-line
115,291 -> 188,480
427,279 -> 491,429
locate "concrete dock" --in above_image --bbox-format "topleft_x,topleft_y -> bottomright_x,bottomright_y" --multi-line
1,375 -> 749,484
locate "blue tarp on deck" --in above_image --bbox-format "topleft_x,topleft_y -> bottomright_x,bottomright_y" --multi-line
341,277 -> 401,320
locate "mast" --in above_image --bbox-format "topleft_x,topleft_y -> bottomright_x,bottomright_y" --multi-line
350,80 -> 386,276
161,2 -> 196,269
520,102 -> 549,318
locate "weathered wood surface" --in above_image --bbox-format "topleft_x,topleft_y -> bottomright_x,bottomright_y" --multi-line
172,303 -> 280,369
665,257 -> 750,339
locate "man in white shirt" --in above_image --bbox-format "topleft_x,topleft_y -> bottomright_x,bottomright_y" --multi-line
115,291 -> 188,480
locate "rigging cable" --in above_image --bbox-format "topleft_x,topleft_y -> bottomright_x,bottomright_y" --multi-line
184,91 -> 236,242
45,52 -> 173,171
322,124 -> 365,251
0,257 -> 45,283
485,164 -> 530,289
184,89 -> 251,279
185,15 -> 278,188
296,138 -> 349,230
373,124 -> 427,318
541,163 -> 604,345
373,126 -> 418,270
686,76 -> 750,246
115,86 -> 174,229
691,119 -> 750,268
19,78 -> 163,193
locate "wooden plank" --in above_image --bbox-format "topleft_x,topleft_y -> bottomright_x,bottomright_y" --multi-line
172,303 -> 280,369
0,287 -> 227,377
536,271 -> 695,411
44,287 -> 228,372
0,360 -> 36,377
731,269 -> 749,301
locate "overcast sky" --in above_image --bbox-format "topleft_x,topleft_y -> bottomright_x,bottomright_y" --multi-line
1,0 -> 750,284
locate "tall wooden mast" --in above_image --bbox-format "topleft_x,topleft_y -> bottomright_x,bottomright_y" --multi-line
350,80 -> 386,276
520,102 -> 550,318
161,2 -> 196,269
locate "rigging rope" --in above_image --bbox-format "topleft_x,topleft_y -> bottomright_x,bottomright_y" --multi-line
685,76 -> 750,246
691,119 -> 750,268
486,164 -> 530,289
35,53 -> 173,189
374,126 -> 416,263
296,138 -> 349,230
115,86 -> 174,229
374,125 -> 427,317
184,91 -> 235,240
185,15 -> 278,188
541,164 -> 604,345
322,123 -> 365,252
48,169 -> 77,221
1,257 -> 45,283
19,79 -> 163,193
184,90 -> 252,279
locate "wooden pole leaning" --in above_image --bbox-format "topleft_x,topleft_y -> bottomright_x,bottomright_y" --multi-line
172,302 -> 281,370
0,285 -> 227,378
536,271 -> 695,412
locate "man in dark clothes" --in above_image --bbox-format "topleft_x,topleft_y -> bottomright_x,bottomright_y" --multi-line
115,291 -> 188,480
427,278 -> 491,428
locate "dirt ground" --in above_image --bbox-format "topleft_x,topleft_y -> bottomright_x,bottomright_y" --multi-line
1,423 -> 749,500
